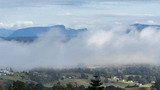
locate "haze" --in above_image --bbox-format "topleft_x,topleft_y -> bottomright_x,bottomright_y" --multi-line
0,0 -> 160,69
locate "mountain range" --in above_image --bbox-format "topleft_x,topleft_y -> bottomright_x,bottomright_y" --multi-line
0,23 -> 160,42
127,23 -> 160,33
0,25 -> 87,42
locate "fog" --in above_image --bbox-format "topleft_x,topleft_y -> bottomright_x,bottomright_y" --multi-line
0,23 -> 160,70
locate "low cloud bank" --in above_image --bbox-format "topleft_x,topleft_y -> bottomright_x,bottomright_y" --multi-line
0,24 -> 159,70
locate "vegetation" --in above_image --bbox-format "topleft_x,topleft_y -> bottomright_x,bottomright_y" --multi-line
88,75 -> 103,90
0,64 -> 160,90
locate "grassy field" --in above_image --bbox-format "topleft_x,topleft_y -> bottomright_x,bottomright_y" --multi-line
0,72 -> 32,83
0,71 -> 153,90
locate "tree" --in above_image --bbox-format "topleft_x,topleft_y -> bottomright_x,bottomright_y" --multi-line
26,83 -> 35,90
66,83 -> 75,90
12,81 -> 26,90
52,82 -> 65,90
154,79 -> 160,90
35,83 -> 44,90
78,85 -> 86,90
0,85 -> 3,90
88,75 -> 104,90
80,73 -> 88,79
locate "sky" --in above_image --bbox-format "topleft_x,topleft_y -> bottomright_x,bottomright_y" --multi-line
0,0 -> 160,28
1,0 -> 160,69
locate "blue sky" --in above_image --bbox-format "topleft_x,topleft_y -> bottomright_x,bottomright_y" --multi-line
0,0 -> 160,27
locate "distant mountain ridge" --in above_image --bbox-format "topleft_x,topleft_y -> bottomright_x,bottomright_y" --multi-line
0,25 -> 87,42
0,29 -> 14,37
127,23 -> 160,33
1,23 -> 160,42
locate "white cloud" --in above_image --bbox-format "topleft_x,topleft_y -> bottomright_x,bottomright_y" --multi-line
147,20 -> 155,24
0,23 -> 160,70
58,12 -> 73,16
105,13 -> 155,17
0,21 -> 34,29
0,22 -> 8,28
88,31 -> 113,47
12,21 -> 34,28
